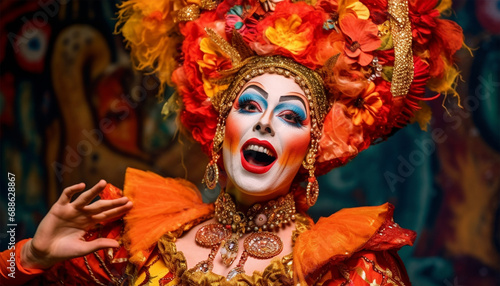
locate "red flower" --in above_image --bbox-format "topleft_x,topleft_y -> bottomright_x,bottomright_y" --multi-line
339,14 -> 381,66
409,0 -> 440,46
172,67 -> 218,155
360,0 -> 388,24
393,57 -> 432,127
174,11 -> 228,153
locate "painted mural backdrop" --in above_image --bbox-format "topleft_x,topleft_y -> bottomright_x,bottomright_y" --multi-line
0,0 -> 499,285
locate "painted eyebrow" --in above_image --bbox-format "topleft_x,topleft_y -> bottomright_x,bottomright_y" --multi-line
279,95 -> 307,111
241,84 -> 268,99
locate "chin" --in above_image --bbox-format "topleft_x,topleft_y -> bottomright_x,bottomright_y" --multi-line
230,164 -> 296,196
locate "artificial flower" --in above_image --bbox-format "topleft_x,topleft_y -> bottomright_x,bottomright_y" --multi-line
114,0 -> 465,177
360,0 -> 388,24
197,37 -> 232,98
253,1 -> 327,68
340,14 -> 381,66
339,0 -> 370,20
265,14 -> 311,55
313,31 -> 344,64
318,0 -> 370,21
225,5 -> 259,42
346,81 -> 383,126
318,102 -> 365,163
172,67 -> 218,154
318,0 -> 370,33
197,37 -> 232,77
226,6 -> 247,32
409,0 -> 439,45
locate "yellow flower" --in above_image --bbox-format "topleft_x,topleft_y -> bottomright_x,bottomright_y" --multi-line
197,37 -> 232,98
345,0 -> 370,20
201,80 -> 229,99
198,37 -> 231,69
265,14 -> 311,55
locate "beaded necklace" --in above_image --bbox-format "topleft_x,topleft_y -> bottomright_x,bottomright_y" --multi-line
190,191 -> 296,279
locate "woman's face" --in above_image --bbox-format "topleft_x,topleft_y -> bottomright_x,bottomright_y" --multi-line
222,73 -> 311,199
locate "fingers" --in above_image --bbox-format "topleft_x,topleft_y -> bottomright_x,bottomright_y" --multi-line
73,180 -> 107,208
59,183 -> 86,204
91,201 -> 133,222
75,238 -> 120,257
83,197 -> 130,214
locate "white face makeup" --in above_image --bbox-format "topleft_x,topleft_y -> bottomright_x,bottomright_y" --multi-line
222,73 -> 311,199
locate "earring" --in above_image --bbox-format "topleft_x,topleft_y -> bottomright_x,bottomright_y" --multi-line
303,116 -> 321,207
303,147 -> 319,207
203,152 -> 220,190
204,115 -> 225,189
306,169 -> 319,207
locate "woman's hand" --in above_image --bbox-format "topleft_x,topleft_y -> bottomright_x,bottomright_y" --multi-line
21,180 -> 133,269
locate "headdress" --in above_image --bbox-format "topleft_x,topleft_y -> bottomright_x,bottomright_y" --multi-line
116,0 -> 464,187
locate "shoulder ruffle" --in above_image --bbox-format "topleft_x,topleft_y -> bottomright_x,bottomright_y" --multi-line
293,203 -> 415,285
122,168 -> 214,266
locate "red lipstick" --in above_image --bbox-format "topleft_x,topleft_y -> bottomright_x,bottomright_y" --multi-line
240,138 -> 277,174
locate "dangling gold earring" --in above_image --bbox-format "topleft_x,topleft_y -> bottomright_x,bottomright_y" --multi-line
303,146 -> 319,207
204,152 -> 220,190
303,115 -> 321,207
203,115 -> 225,189
306,168 -> 319,207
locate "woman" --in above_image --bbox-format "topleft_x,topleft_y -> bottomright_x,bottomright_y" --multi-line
1,0 -> 464,285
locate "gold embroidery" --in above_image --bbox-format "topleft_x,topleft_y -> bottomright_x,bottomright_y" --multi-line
83,255 -> 107,286
354,267 -> 380,286
205,28 -> 242,66
388,0 -> 414,98
360,255 -> 405,286
231,30 -> 255,60
175,5 -> 201,23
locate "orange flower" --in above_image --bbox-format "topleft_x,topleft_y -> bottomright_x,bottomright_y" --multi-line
339,14 -> 381,66
346,82 -> 383,126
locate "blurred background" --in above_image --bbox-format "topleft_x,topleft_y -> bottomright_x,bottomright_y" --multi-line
0,0 -> 498,285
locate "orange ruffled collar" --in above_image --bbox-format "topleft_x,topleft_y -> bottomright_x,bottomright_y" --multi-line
294,203 -> 416,285
121,168 -> 214,267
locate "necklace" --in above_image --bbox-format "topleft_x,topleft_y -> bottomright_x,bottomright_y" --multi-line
191,191 -> 296,279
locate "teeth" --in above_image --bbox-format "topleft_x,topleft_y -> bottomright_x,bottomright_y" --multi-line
245,144 -> 275,157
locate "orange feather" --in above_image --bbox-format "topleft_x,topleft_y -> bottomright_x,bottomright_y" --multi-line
122,168 -> 214,265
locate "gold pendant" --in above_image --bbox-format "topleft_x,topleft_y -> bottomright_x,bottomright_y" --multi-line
195,223 -> 231,247
244,232 -> 283,259
220,234 -> 239,266
203,162 -> 219,190
192,224 -> 231,273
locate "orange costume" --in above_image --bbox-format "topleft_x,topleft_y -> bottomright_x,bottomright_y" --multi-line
1,168 -> 415,285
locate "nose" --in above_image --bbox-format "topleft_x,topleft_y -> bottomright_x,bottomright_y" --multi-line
253,121 -> 275,136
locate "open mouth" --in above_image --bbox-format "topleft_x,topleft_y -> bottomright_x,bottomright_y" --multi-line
241,139 -> 277,174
